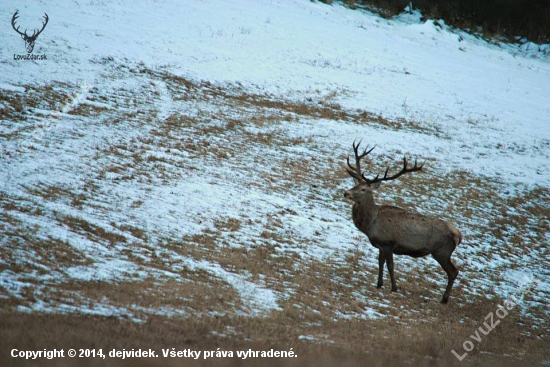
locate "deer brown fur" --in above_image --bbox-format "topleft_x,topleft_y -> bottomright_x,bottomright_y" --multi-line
344,141 -> 462,304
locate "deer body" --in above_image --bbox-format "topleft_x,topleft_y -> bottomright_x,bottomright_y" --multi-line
352,200 -> 461,257
344,141 -> 461,303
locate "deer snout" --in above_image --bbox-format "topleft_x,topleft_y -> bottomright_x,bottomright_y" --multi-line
344,190 -> 350,198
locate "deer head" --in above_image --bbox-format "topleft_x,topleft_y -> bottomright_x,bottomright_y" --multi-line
12,11 -> 49,54
344,140 -> 423,203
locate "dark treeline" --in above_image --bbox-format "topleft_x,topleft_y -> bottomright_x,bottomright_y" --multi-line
335,0 -> 550,44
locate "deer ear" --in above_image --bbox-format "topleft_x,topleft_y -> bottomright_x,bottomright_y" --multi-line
371,181 -> 382,190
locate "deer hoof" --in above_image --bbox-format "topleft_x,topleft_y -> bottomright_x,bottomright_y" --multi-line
441,297 -> 449,304
391,287 -> 398,292
376,284 -> 382,289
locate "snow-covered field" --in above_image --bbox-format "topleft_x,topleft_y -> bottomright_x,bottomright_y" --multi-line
1,0 -> 549,355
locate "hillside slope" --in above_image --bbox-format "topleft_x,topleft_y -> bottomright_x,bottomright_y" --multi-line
1,0 -> 549,365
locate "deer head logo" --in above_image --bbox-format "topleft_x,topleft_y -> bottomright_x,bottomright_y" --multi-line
11,10 -> 49,54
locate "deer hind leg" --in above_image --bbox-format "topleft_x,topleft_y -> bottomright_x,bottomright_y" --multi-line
383,247 -> 398,292
433,254 -> 459,304
377,248 -> 385,288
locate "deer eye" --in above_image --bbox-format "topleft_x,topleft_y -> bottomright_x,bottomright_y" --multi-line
360,188 -> 366,192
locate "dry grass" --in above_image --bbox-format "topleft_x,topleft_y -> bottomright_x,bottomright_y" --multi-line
0,309 -> 544,367
0,84 -> 70,122
56,214 -> 127,246
1,65 -> 548,367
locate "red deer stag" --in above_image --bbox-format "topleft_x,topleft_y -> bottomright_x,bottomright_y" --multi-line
343,141 -> 462,303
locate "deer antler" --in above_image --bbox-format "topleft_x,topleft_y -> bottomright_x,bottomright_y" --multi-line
11,11 -> 26,37
346,140 -> 376,182
11,11 -> 49,40
32,13 -> 49,39
365,154 -> 424,184
346,141 -> 423,184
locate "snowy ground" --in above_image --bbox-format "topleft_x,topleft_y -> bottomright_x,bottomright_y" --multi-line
1,0 -> 549,350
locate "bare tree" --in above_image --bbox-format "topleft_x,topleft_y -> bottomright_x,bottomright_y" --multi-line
344,141 -> 462,303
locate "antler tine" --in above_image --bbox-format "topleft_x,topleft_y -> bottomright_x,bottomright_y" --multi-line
365,163 -> 388,183
368,153 -> 424,184
11,11 -> 25,36
354,140 -> 376,160
363,172 -> 379,183
33,13 -> 49,37
347,140 -> 361,173
346,155 -> 356,172
346,140 -> 376,182
346,153 -> 363,181
40,13 -> 48,30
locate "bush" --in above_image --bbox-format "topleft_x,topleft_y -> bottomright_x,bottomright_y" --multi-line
342,0 -> 550,44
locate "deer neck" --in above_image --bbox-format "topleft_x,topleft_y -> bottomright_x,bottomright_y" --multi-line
352,191 -> 379,230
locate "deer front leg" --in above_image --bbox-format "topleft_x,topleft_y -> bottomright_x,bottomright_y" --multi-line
383,247 -> 398,292
377,248 -> 385,288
